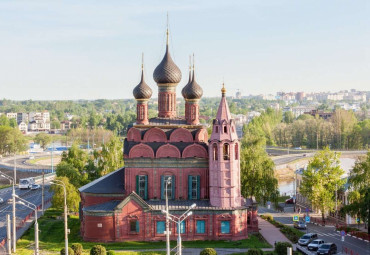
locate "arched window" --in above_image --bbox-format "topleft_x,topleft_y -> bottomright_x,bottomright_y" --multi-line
235,143 -> 239,160
223,143 -> 230,160
213,144 -> 218,160
223,126 -> 227,133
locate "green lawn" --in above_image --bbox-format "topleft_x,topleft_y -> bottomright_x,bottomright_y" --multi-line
17,208 -> 271,253
0,184 -> 11,189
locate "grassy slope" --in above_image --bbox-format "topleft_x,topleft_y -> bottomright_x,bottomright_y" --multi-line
17,208 -> 271,254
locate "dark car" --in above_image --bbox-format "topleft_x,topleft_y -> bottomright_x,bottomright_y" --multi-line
285,197 -> 294,204
294,221 -> 307,230
317,243 -> 337,255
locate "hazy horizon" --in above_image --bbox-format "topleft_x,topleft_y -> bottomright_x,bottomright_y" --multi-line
1,0 -> 369,100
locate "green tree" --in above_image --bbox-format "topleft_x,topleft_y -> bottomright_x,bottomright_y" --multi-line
240,135 -> 278,204
283,111 -> 294,124
51,176 -> 80,213
0,115 -> 10,126
51,120 -> 61,129
34,133 -> 52,150
300,147 -> 345,222
342,152 -> 370,234
95,135 -> 124,177
0,126 -> 27,155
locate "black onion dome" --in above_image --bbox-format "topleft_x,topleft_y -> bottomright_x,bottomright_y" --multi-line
181,67 -> 192,98
153,46 -> 182,84
133,70 -> 152,100
182,71 -> 203,100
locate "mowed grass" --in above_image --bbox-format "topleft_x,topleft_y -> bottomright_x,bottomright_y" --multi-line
17,208 -> 271,253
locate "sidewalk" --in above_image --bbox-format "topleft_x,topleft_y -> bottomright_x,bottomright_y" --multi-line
258,216 -> 294,248
118,248 -> 275,255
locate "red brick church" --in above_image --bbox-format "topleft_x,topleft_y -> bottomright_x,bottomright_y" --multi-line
79,27 -> 258,242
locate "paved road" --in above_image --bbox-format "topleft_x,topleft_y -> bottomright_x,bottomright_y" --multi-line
0,185 -> 53,242
272,154 -> 310,165
259,205 -> 370,255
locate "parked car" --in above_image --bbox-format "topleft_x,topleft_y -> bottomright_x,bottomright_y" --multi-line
30,184 -> 40,190
0,197 -> 3,203
285,197 -> 294,204
317,243 -> 337,255
294,221 -> 307,230
307,239 -> 325,251
298,233 -> 318,246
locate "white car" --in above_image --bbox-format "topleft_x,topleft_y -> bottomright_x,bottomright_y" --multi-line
307,239 -> 325,251
30,184 -> 40,190
0,197 -> 3,203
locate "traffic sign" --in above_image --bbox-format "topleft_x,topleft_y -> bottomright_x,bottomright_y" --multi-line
305,216 -> 310,223
356,218 -> 360,223
293,215 -> 299,222
341,230 -> 346,236
305,208 -> 309,213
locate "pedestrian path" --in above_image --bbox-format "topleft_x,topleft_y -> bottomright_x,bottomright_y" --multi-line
258,216 -> 293,247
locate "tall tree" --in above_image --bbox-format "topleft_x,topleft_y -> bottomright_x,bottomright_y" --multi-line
240,135 -> 278,204
342,152 -> 370,234
34,133 -> 52,150
50,176 -> 80,213
94,135 -> 124,176
300,147 -> 345,223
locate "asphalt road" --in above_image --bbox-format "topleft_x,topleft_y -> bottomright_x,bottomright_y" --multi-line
272,154 -> 310,165
0,185 -> 53,242
259,205 -> 370,255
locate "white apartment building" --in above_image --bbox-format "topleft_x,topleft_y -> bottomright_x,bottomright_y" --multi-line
28,111 -> 50,132
6,112 -> 17,119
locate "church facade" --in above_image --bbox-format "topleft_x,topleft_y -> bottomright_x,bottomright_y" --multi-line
79,28 -> 258,242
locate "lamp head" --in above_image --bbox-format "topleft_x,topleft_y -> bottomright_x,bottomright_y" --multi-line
13,194 -> 19,198
161,209 -> 167,214
186,211 -> 193,217
18,201 -> 25,205
190,203 -> 196,209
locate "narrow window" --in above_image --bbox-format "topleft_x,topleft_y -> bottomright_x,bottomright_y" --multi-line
156,221 -> 165,234
161,175 -> 175,199
221,221 -> 230,234
177,221 -> 186,234
213,144 -> 218,160
196,220 -> 205,234
224,126 -> 227,133
235,143 -> 238,160
215,126 -> 219,133
188,176 -> 201,200
136,175 -> 148,200
223,143 -> 230,160
130,220 -> 139,233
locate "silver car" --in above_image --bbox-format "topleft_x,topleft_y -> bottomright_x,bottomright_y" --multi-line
298,233 -> 318,246
0,197 -> 3,203
307,239 -> 325,251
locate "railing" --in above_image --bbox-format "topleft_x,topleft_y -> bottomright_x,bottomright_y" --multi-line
0,197 -> 53,248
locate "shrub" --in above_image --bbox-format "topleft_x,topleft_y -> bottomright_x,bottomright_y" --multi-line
275,242 -> 292,255
71,243 -> 83,255
107,251 -> 116,255
264,214 -> 274,221
246,248 -> 263,255
61,247 -> 74,255
90,245 -> 107,255
264,252 -> 274,255
200,248 -> 217,255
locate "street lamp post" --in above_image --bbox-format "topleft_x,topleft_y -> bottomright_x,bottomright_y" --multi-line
161,203 -> 196,255
164,177 -> 171,255
14,195 -> 39,255
51,180 -> 68,255
0,171 -> 16,253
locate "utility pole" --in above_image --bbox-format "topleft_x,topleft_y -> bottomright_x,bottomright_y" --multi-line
42,169 -> 45,214
165,177 -> 171,255
51,180 -> 68,255
51,141 -> 54,173
6,214 -> 11,255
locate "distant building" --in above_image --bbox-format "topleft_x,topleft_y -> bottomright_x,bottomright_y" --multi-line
61,120 -> 73,131
235,90 -> 242,99
28,111 -> 51,132
6,112 -> 17,119
304,109 -> 333,120
18,122 -> 28,134
17,113 -> 29,124
295,92 -> 305,101
291,106 -> 315,118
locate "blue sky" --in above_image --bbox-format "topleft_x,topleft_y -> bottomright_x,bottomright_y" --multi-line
0,0 -> 369,100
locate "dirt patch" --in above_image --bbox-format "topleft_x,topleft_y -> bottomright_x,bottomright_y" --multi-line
33,156 -> 61,166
